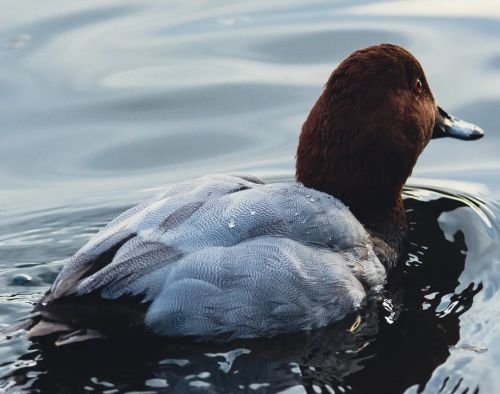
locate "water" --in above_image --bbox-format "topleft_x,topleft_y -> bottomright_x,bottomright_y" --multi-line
1,0 -> 500,392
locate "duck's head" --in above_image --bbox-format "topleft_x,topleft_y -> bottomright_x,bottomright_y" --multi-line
296,44 -> 483,255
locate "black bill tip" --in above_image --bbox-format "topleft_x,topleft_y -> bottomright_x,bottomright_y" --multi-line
432,106 -> 484,141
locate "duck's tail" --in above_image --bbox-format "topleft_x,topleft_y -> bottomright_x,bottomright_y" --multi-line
0,311 -> 106,346
27,318 -> 105,346
17,292 -> 149,346
1,317 -> 35,337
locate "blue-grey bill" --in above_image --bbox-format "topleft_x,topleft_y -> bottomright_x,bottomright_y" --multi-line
432,106 -> 484,140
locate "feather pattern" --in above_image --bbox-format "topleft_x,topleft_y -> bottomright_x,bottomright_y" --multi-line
42,174 -> 385,338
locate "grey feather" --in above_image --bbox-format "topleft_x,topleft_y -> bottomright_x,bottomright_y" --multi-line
46,174 -> 386,338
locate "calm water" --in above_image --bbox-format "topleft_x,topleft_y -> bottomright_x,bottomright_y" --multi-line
1,0 -> 500,393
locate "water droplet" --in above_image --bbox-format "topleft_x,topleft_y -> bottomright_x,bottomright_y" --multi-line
6,34 -> 31,50
306,194 -> 311,198
250,210 -> 256,216
294,212 -> 299,217
228,219 -> 236,228
309,198 -> 315,202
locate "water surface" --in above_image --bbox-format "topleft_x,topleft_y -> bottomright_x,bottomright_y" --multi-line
1,0 -> 500,393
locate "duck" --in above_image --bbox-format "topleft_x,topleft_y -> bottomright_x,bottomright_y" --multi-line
26,44 -> 483,346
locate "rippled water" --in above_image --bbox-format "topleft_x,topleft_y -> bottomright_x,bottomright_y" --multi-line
1,0 -> 500,393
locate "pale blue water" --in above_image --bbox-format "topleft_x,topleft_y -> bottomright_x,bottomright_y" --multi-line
1,1 -> 500,392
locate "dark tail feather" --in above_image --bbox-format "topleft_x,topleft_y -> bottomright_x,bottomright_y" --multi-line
54,328 -> 105,346
22,292 -> 150,346
27,320 -> 74,338
10,317 -> 106,347
0,317 -> 36,337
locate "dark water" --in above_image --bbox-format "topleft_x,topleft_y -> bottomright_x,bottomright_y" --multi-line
1,1 -> 500,393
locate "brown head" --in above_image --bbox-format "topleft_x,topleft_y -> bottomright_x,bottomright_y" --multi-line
296,44 -> 483,263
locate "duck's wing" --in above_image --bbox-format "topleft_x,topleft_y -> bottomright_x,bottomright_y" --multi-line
32,174 -> 385,340
141,236 -> 384,338
48,174 -> 262,300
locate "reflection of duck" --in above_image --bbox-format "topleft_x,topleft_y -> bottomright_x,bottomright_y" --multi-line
27,44 -> 483,345
341,191 -> 484,393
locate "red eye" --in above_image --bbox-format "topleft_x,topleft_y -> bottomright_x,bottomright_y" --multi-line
415,78 -> 423,93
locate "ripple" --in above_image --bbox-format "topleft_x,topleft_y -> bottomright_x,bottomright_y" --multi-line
101,60 -> 327,90
489,54 -> 500,69
250,29 -> 410,64
88,130 -> 254,171
8,5 -> 138,49
90,83 -> 315,120
456,99 -> 500,139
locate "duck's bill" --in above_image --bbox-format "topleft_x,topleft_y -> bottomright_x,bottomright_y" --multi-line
432,106 -> 484,140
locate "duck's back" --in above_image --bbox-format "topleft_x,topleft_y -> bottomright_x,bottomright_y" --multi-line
32,174 -> 385,343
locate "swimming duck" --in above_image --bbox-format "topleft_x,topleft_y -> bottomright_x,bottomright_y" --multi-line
27,44 -> 483,345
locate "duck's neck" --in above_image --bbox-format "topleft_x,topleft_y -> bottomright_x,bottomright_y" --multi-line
348,197 -> 407,269
296,91 -> 414,269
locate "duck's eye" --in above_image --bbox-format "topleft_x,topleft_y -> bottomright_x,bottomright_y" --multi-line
414,78 -> 423,93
